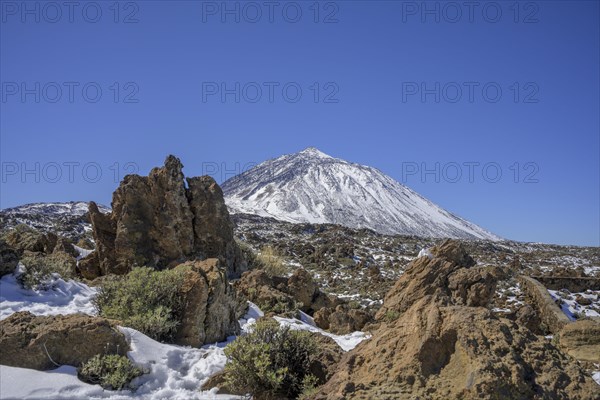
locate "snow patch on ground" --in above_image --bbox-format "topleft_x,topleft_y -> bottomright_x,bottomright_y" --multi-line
274,316 -> 370,351
548,289 -> 600,319
0,271 -> 97,320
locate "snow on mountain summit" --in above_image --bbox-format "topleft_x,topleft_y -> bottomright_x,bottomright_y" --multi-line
222,148 -> 500,240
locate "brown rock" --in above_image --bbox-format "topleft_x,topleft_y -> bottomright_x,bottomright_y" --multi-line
80,155 -> 246,279
202,371 -> 247,396
447,266 -> 499,307
314,305 -> 372,335
3,226 -> 57,254
53,237 -> 78,258
0,239 -> 19,277
0,312 -> 128,370
311,240 -> 599,400
515,304 -> 543,335
235,268 -> 337,316
430,238 -> 476,268
187,176 -> 246,279
558,319 -> 600,362
575,295 -> 592,306
284,268 -> 320,312
309,334 -> 344,384
173,258 -> 244,346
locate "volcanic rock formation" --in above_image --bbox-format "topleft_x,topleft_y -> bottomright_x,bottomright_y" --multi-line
311,240 -> 598,399
79,155 -> 246,279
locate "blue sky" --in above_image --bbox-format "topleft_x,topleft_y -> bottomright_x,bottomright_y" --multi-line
1,0 -> 598,246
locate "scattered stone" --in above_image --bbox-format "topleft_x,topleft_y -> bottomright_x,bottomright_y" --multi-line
575,295 -> 592,306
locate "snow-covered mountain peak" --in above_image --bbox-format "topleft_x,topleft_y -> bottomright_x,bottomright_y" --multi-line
223,149 -> 500,241
297,147 -> 334,159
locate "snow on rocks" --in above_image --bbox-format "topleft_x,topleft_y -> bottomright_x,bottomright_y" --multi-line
0,255 -> 372,399
417,248 -> 433,259
548,289 -> 600,319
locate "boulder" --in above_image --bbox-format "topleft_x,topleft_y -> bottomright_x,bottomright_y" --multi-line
80,156 -> 246,279
173,258 -> 245,346
558,319 -> 600,362
314,305 -> 372,335
235,268 -> 337,316
0,312 -> 128,370
0,239 -> 19,277
575,295 -> 592,306
3,226 -> 57,254
53,237 -> 78,258
235,270 -> 297,314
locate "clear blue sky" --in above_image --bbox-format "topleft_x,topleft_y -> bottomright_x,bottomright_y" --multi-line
1,1 -> 598,246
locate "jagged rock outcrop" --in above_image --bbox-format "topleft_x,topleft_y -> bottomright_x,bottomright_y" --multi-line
311,240 -> 599,400
0,312 -> 128,370
79,155 -> 246,279
173,258 -> 245,346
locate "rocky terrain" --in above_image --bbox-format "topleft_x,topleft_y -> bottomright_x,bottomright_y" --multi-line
0,155 -> 599,399
310,240 -> 599,399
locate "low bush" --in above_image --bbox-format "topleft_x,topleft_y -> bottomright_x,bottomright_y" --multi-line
93,267 -> 186,341
78,354 -> 143,390
256,246 -> 288,277
383,309 -> 400,323
224,319 -> 317,399
18,251 -> 76,289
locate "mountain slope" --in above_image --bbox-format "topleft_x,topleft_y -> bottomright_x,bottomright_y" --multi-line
222,148 -> 500,240
0,201 -> 110,239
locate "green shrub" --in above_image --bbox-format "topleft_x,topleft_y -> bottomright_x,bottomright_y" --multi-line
93,267 -> 187,341
224,319 -> 317,399
78,354 -> 143,390
256,246 -> 288,277
298,374 -> 320,399
383,309 -> 400,323
19,252 -> 76,289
